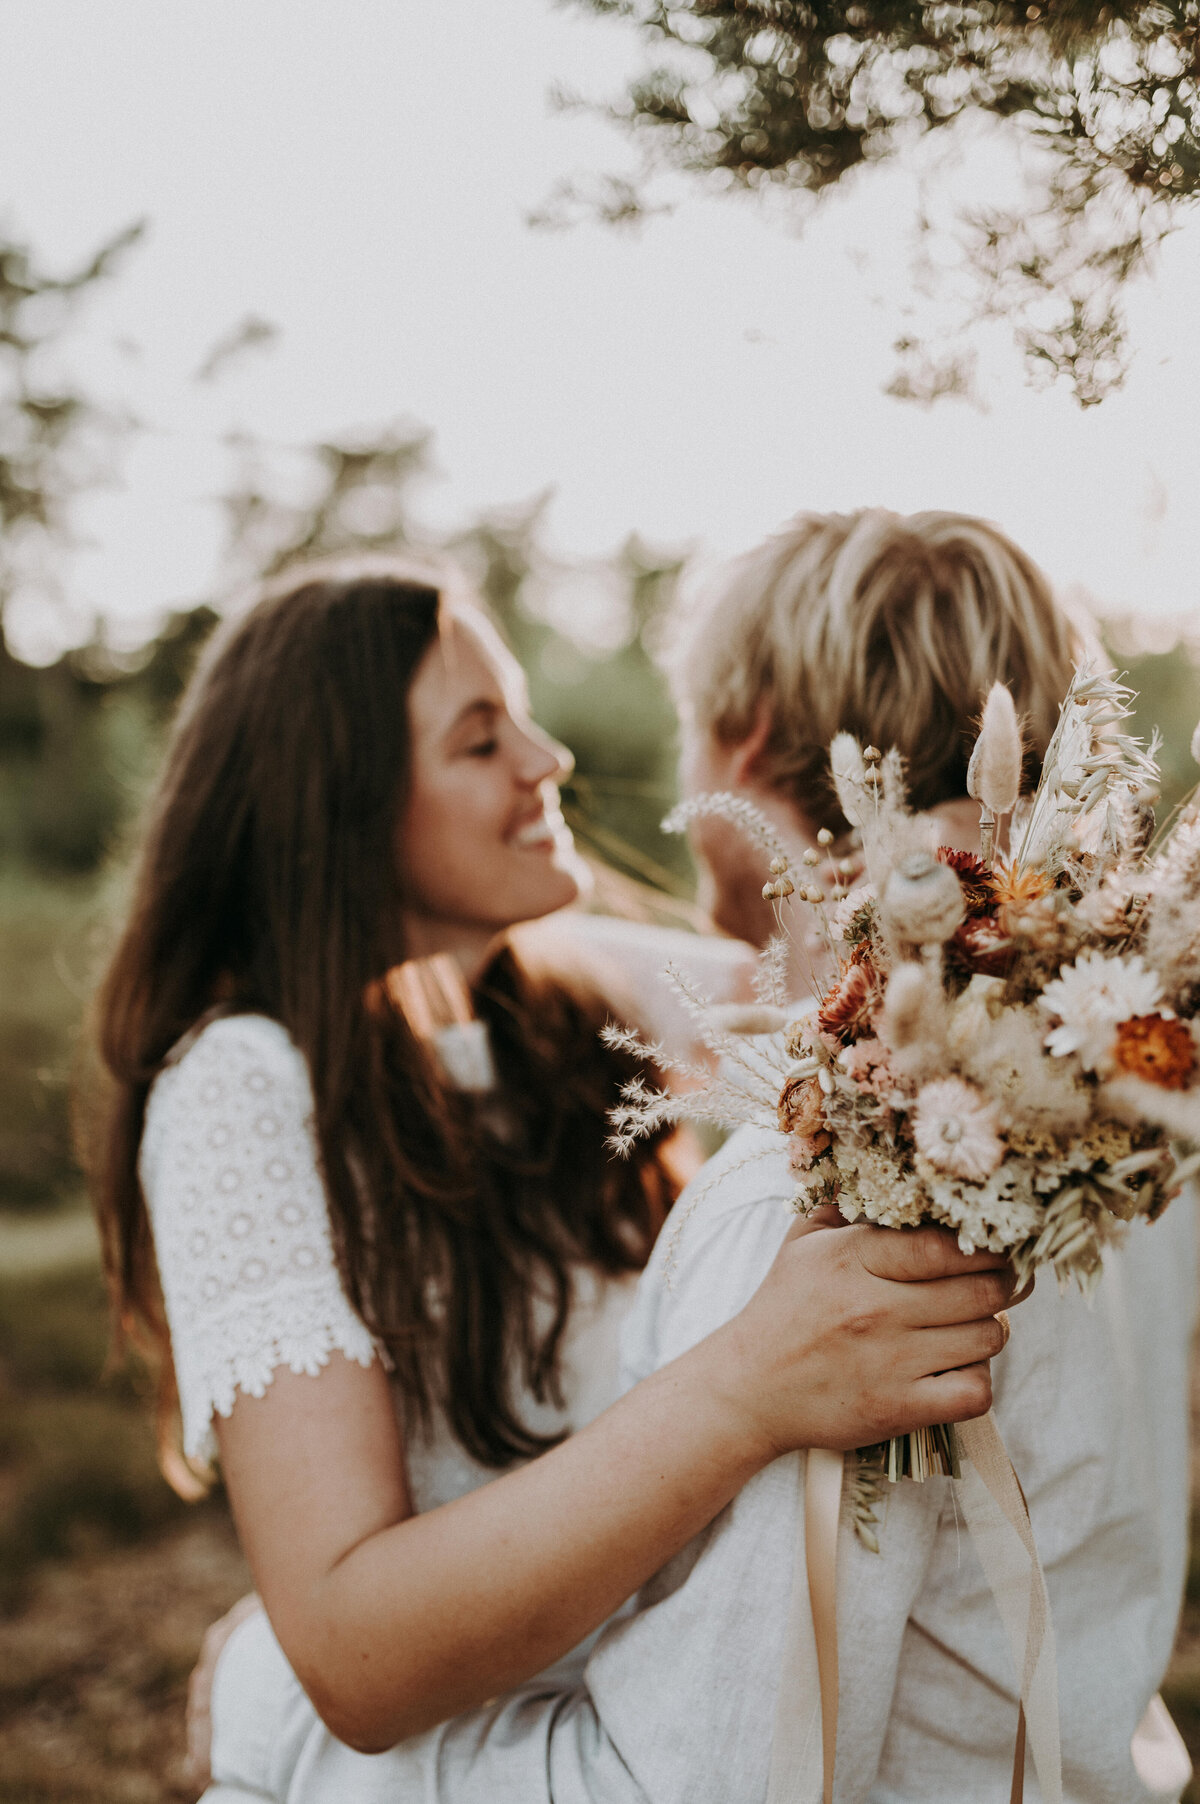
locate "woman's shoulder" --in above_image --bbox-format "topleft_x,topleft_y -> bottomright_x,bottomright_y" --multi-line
164,1009 -> 304,1078
141,1012 -> 315,1191
150,1011 -> 309,1112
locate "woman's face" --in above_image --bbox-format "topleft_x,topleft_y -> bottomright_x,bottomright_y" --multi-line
400,610 -> 583,966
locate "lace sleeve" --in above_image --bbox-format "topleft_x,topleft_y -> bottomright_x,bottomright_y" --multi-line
140,1013 -> 378,1463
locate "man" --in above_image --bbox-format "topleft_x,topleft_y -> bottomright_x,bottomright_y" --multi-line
208,509 -> 1195,1803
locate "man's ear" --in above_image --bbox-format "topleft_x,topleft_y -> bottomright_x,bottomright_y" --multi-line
729,705 -> 773,787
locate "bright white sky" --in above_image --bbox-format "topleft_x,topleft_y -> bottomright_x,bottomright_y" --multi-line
1,0 -> 1199,662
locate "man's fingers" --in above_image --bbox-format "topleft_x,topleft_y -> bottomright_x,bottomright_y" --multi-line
856,1223 -> 1011,1285
911,1316 -> 1009,1374
781,1204 -> 847,1242
907,1362 -> 994,1427
892,1266 -> 1017,1327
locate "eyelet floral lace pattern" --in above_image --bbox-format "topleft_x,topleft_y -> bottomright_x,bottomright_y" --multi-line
140,1014 -> 377,1462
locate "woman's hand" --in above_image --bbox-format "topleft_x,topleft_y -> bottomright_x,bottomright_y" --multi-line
711,1211 -> 1020,1463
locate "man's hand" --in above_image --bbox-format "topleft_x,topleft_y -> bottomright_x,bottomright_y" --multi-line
718,1212 -> 1024,1460
184,1591 -> 262,1794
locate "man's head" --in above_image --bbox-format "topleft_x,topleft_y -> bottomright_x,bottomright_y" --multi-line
674,508 -> 1086,939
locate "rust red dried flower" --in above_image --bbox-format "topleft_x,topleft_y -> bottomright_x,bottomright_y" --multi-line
946,916 -> 1015,980
817,961 -> 878,1043
1112,1014 -> 1196,1090
936,847 -> 998,918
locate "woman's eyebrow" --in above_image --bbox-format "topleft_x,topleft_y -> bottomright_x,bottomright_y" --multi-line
445,698 -> 499,739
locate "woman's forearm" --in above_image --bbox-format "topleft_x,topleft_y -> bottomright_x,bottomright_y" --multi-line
223,1217 -> 1014,1754
299,1322 -> 767,1750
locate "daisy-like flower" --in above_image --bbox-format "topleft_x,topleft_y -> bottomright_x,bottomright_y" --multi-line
912,1078 -> 1006,1182
1040,950 -> 1164,1071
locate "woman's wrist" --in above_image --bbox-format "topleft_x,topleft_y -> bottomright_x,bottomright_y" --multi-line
664,1317 -> 786,1485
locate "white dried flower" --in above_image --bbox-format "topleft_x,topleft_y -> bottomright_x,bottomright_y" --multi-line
1040,950 -> 1164,1071
967,683 -> 1023,817
830,734 -> 868,828
1016,666 -> 1159,876
831,883 -> 875,938
662,792 -> 791,870
879,961 -> 933,1048
881,852 -> 965,946
912,1078 -> 1005,1182
1191,718 -> 1200,768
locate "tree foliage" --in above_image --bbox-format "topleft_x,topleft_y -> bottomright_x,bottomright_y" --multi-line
565,0 -> 1200,401
0,222 -> 144,631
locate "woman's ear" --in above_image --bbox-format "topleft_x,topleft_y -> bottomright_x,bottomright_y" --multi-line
728,704 -> 774,788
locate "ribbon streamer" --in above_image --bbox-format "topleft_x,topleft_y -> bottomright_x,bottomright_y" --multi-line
955,1412 -> 1062,1804
805,1449 -> 844,1804
767,1414 -> 1060,1804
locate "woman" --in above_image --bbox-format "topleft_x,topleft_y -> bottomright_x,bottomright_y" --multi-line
85,560 -> 1013,1791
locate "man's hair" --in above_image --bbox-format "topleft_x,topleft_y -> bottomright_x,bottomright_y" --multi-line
677,508 -> 1087,830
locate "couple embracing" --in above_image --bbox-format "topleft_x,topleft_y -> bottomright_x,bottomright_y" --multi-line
87,508 -> 1195,1803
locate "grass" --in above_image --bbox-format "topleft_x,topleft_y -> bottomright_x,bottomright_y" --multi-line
0,870 -> 107,1214
0,1257 -> 249,1803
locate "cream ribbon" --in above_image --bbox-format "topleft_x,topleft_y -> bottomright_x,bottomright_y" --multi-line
766,1416 -> 1061,1804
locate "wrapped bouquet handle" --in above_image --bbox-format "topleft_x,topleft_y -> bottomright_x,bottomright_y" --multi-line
767,1420 -> 1060,1804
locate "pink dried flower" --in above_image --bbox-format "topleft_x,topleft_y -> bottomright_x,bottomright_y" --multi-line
912,1078 -> 1005,1181
839,1036 -> 895,1098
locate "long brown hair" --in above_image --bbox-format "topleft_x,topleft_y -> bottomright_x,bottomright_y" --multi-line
85,566 -> 676,1474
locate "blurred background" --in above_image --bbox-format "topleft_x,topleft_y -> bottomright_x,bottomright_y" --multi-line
3,2 -> 1200,1799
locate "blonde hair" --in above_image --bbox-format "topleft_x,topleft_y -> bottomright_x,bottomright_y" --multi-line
677,508 -> 1086,828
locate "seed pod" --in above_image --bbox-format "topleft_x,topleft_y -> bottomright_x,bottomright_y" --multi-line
881,853 -> 966,946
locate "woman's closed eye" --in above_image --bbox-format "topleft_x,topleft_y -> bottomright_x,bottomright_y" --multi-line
465,736 -> 499,758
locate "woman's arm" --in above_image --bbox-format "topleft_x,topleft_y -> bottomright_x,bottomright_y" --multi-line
217,1213 -> 1014,1754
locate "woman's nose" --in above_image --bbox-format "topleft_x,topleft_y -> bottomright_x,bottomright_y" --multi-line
518,722 -> 574,787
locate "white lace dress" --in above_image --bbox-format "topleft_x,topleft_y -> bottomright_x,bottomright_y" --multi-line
140,1011 -> 637,1514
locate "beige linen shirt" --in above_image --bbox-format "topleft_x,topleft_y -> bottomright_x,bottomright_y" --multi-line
207,1126 -> 1196,1804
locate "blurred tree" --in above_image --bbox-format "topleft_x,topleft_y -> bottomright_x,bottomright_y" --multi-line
563,0 -> 1200,402
0,222 -> 144,637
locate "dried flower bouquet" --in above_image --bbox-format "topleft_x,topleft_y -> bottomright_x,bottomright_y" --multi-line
607,669 -> 1200,1492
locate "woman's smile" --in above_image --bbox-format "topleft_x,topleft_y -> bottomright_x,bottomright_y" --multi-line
508,802 -> 567,852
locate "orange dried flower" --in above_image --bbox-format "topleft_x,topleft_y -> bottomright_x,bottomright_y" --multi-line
992,864 -> 1049,932
817,963 -> 877,1044
778,1073 -> 832,1164
1112,1015 -> 1196,1090
993,863 -> 1050,907
779,1073 -> 825,1136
